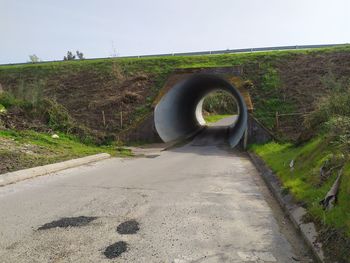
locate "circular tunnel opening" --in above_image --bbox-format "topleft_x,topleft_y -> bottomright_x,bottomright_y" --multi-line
200,90 -> 239,127
154,74 -> 248,148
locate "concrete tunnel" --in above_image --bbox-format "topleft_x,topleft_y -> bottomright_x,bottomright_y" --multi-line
154,74 -> 248,148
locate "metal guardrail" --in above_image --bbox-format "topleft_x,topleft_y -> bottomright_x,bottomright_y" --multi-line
0,43 -> 347,66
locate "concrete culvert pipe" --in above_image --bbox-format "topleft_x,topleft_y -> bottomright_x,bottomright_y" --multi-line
154,74 -> 248,148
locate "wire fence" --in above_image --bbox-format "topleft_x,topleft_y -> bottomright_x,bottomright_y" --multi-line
1,43 -> 347,67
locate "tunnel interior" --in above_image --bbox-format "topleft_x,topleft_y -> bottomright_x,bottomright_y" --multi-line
154,74 -> 248,148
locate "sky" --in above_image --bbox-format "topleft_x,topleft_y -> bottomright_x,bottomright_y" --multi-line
1,0 -> 349,64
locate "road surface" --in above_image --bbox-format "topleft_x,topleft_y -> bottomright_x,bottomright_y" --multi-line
0,125 -> 312,262
207,115 -> 238,127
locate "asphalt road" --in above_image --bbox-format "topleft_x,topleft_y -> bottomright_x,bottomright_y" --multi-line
0,124 -> 312,262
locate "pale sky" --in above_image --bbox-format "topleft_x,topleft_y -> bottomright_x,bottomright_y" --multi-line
1,0 -> 349,64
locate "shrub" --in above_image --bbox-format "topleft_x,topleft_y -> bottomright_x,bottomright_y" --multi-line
305,87 -> 350,130
202,90 -> 238,115
0,92 -> 32,109
305,74 -> 350,153
324,116 -> 350,152
43,99 -> 74,133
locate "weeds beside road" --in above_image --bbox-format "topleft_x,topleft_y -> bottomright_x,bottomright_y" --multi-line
250,76 -> 350,261
0,90 -> 131,175
0,130 -> 131,174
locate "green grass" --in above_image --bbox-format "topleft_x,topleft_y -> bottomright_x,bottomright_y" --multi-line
252,62 -> 296,129
204,114 -> 233,123
250,138 -> 350,236
0,129 -> 132,174
2,45 -> 349,73
250,78 -> 350,260
0,129 -> 132,157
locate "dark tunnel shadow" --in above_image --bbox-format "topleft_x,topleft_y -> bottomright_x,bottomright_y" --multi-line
165,125 -> 247,157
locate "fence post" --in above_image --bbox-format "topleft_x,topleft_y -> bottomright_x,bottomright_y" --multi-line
102,110 -> 106,127
275,112 -> 279,129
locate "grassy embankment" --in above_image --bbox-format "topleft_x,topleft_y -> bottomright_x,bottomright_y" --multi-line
251,139 -> 350,231
0,46 -> 307,173
250,77 -> 350,260
3,45 -> 350,141
0,129 -> 131,174
1,45 -> 350,175
0,91 -> 131,174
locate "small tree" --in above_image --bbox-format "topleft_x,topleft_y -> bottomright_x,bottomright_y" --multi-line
29,54 -> 40,63
76,50 -> 84,59
63,51 -> 75,60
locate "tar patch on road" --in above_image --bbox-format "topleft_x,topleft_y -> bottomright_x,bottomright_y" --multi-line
38,216 -> 97,230
102,220 -> 139,259
103,241 -> 128,259
117,220 -> 140,234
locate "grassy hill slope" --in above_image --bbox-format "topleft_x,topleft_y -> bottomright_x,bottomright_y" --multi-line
251,78 -> 350,261
1,45 -> 350,143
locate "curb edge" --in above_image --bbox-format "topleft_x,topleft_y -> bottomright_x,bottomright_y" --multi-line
247,151 -> 325,263
0,153 -> 111,187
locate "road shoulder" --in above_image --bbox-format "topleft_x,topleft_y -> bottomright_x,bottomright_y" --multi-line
0,153 -> 111,187
248,151 -> 325,262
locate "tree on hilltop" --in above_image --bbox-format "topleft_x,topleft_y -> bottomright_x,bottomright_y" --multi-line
28,54 -> 40,63
76,50 -> 84,59
63,51 -> 76,60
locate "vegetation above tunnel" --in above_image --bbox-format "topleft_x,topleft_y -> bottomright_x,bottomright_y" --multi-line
1,45 -> 350,144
